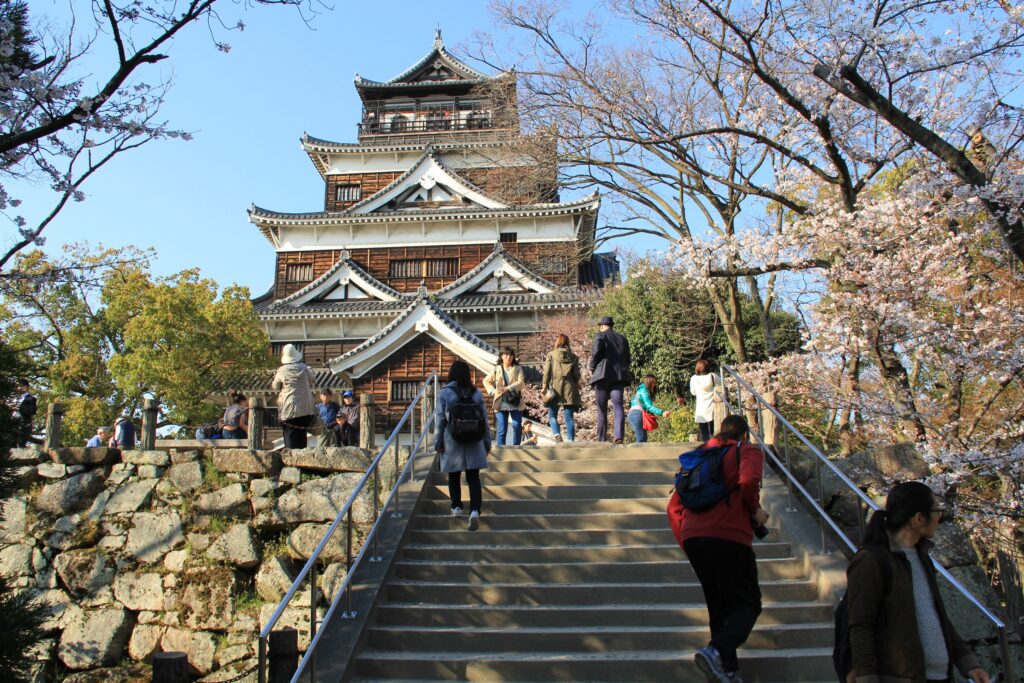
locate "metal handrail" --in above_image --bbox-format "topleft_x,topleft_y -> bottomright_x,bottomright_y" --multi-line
719,364 -> 1015,682
257,372 -> 439,683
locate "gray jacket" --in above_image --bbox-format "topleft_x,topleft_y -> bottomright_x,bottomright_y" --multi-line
434,381 -> 491,473
272,362 -> 317,421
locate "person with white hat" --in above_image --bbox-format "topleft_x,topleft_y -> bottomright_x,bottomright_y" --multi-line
273,344 -> 317,448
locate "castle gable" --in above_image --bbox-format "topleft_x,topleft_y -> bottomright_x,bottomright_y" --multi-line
434,245 -> 563,299
274,252 -> 407,307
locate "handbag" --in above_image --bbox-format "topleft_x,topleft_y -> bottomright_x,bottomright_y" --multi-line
502,367 -> 522,407
543,388 -> 558,404
641,409 -> 658,431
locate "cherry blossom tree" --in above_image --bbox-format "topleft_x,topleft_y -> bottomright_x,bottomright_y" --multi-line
0,0 -> 317,271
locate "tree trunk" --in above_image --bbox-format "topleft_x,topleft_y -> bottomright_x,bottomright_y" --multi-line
838,353 -> 861,457
707,281 -> 748,364
872,342 -> 926,441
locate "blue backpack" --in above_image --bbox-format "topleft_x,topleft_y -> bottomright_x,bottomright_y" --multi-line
674,444 -> 740,511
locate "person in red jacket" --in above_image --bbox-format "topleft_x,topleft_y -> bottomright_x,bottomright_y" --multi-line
667,415 -> 769,683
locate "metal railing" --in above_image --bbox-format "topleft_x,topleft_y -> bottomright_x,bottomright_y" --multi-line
719,364 -> 1015,682
257,372 -> 439,683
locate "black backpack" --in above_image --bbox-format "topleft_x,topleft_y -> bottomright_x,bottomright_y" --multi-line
833,545 -> 892,682
447,387 -> 487,444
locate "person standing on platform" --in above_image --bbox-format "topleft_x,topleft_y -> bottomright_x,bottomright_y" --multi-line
589,316 -> 631,443
690,359 -> 721,442
667,415 -> 769,683
435,359 -> 491,531
273,344 -> 317,448
317,389 -> 341,449
113,415 -> 136,450
541,333 -> 581,442
335,390 -> 360,446
11,379 -> 36,448
86,426 -> 111,448
483,347 -> 525,446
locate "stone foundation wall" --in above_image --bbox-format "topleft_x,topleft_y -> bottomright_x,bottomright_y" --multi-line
0,444 -> 404,682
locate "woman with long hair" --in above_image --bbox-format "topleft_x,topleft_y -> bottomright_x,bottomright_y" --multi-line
845,482 -> 989,683
541,333 -> 581,442
434,359 -> 491,530
667,415 -> 768,683
690,359 -> 721,442
483,346 -> 525,446
627,374 -> 671,443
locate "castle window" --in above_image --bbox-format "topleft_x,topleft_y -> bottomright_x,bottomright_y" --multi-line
465,111 -> 490,129
335,184 -> 361,203
390,114 -> 408,133
285,262 -> 314,282
390,379 -> 423,402
499,232 -> 518,244
537,255 -> 569,274
424,258 -> 457,277
389,259 -> 421,279
425,110 -> 450,131
388,258 -> 458,279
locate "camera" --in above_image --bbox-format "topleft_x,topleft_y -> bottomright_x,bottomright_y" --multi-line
752,523 -> 770,540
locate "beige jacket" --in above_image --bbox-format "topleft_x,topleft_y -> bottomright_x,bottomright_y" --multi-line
483,363 -> 525,412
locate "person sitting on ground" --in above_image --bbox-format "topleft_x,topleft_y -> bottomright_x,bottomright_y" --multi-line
317,389 -> 341,449
845,481 -> 989,683
221,392 -> 249,439
521,421 -> 539,446
86,426 -> 111,448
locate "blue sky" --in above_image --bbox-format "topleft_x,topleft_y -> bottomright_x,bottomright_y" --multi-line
15,1 -> 660,295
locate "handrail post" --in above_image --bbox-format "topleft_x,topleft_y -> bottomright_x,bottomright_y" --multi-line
370,462 -> 381,562
343,506 -> 355,618
783,428 -> 796,512
258,634 -> 267,683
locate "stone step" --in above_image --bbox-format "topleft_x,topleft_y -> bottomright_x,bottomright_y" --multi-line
485,457 -> 679,473
430,471 -> 675,486
406,527 -> 781,546
490,444 -> 695,462
365,622 -> 835,653
393,557 -> 808,583
425,484 -> 672,500
353,647 -> 835,681
374,601 -> 834,627
385,579 -> 823,606
411,512 -> 672,531
399,542 -> 793,563
418,497 -> 669,515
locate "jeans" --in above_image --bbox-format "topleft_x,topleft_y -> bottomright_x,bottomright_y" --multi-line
683,537 -> 762,673
627,409 -> 646,443
495,410 -> 522,446
546,405 -> 575,442
698,421 -> 714,442
223,427 -> 246,440
448,469 -> 482,513
594,381 -> 625,442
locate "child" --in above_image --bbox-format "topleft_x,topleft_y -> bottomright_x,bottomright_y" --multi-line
521,421 -> 539,446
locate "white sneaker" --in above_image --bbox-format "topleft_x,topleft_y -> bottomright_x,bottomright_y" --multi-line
450,507 -> 463,516
468,510 -> 480,530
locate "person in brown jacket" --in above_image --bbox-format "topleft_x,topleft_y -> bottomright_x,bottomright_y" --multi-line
541,334 -> 581,442
846,481 -> 989,683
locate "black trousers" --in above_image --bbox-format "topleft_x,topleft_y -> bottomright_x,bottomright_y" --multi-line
697,421 -> 714,442
683,537 -> 762,672
448,469 -> 481,513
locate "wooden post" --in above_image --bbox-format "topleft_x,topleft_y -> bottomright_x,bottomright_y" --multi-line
420,382 -> 430,446
358,393 -> 375,451
44,403 -> 64,450
248,396 -> 266,450
151,652 -> 189,683
268,627 -> 299,683
141,398 -> 159,451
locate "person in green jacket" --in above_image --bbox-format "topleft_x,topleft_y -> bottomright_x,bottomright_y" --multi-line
628,374 -> 671,443
541,334 -> 581,442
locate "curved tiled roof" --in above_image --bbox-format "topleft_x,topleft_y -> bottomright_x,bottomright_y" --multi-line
432,244 -> 565,299
271,254 -> 406,306
255,300 -> 410,318
355,34 -> 493,87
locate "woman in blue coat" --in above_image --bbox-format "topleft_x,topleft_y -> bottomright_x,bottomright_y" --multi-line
434,359 -> 492,531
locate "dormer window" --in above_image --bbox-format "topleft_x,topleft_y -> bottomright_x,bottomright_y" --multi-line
336,184 -> 362,203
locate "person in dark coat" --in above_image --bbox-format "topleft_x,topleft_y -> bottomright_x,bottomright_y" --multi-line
11,379 -> 36,448
589,316 -> 631,443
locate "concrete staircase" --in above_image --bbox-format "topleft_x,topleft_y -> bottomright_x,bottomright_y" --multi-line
346,443 -> 835,682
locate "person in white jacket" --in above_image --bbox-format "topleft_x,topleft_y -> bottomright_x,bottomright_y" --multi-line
690,359 -> 721,442
273,343 -> 317,448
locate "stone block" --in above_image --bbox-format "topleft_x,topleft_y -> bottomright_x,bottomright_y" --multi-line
37,462 -> 66,479
31,587 -> 70,631
287,523 -> 348,562
36,472 -> 105,516
0,543 -> 34,578
164,549 -> 188,572
281,446 -> 370,472
213,449 -> 280,475
50,447 -> 120,466
279,466 -> 301,485
121,450 -> 170,467
258,604 -> 314,650
170,449 -> 202,464
127,623 -> 164,662
180,566 -> 236,631
275,473 -> 374,525
206,523 -> 260,569
104,480 -> 158,515
160,627 -> 215,676
168,460 -> 204,493
58,607 -> 134,669
195,483 -> 250,517
137,465 -> 164,478
126,511 -> 184,563
8,447 -> 43,464
0,497 -> 27,543
255,556 -> 294,603
113,572 -> 165,611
